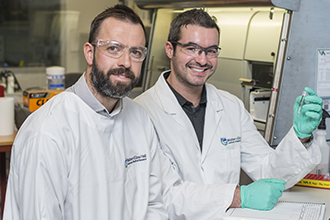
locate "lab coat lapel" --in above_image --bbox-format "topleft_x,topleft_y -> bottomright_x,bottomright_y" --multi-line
155,73 -> 200,150
201,84 -> 224,160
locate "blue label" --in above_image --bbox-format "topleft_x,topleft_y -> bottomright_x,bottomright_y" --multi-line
49,84 -> 64,88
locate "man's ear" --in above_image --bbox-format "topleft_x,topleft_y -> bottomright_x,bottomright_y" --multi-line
165,41 -> 174,59
84,42 -> 94,66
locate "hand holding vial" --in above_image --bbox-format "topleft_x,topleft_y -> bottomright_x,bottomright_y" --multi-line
293,87 -> 323,139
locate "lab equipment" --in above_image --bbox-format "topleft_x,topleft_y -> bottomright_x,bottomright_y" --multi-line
240,178 -> 286,211
7,75 -> 14,94
296,173 -> 330,189
316,109 -> 330,176
249,90 -> 271,132
297,90 -> 308,114
0,70 -> 22,93
46,66 -> 65,90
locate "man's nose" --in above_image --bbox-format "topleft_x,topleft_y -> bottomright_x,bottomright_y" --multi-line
195,49 -> 208,65
117,50 -> 131,69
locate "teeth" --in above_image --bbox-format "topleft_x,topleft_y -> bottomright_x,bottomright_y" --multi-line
191,68 -> 204,72
118,75 -> 126,78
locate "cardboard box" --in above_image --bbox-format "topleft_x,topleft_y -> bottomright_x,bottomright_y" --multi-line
23,89 -> 64,112
296,173 -> 330,190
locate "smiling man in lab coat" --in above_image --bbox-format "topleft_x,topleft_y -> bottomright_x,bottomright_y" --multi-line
135,8 -> 323,216
3,5 -> 168,220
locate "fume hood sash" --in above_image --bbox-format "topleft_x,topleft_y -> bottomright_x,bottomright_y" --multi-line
135,0 -> 301,11
136,0 -> 272,9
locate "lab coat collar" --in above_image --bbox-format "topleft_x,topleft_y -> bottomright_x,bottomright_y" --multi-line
202,83 -> 225,158
66,72 -> 123,117
155,71 -> 199,149
156,71 -> 223,114
155,71 -> 181,114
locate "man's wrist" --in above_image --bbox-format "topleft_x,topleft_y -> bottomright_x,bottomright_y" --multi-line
299,134 -> 313,148
230,186 -> 241,208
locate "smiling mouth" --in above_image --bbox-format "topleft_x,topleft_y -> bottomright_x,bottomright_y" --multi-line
187,62 -> 212,73
117,74 -> 129,79
111,73 -> 132,81
190,67 -> 208,72
110,74 -> 132,84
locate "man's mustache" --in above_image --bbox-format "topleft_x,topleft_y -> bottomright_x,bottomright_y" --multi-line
107,68 -> 135,80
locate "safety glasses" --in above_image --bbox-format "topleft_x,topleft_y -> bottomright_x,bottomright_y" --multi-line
92,39 -> 147,62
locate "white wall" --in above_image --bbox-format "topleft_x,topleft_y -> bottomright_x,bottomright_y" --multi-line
66,0 -> 119,35
63,0 -> 119,73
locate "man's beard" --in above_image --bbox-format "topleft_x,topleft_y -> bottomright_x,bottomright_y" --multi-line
90,61 -> 140,99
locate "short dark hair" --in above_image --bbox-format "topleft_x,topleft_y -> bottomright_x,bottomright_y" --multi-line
88,4 -> 147,44
168,8 -> 220,51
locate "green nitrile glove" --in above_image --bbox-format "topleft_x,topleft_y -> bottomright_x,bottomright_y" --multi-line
293,87 -> 323,139
241,178 -> 286,211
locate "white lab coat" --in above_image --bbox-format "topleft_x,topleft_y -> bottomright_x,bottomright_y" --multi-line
135,71 -> 321,216
3,92 -> 168,220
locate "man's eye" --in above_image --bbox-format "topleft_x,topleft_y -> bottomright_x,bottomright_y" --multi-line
131,50 -> 142,57
186,46 -> 198,52
207,49 -> 217,54
107,46 -> 120,52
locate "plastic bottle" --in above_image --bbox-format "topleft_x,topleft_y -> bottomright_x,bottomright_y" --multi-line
7,75 -> 14,94
46,66 -> 65,90
316,109 -> 330,176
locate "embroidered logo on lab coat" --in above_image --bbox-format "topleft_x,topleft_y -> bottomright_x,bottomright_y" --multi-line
125,154 -> 147,168
220,136 -> 241,146
220,138 -> 228,146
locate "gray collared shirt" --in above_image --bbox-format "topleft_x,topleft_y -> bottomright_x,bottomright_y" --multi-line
66,72 -> 122,117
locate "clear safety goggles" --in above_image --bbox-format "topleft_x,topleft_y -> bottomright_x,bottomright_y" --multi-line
92,39 -> 148,62
171,41 -> 221,59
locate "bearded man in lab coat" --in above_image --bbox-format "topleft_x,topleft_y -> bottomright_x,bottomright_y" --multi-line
135,8 -> 323,215
3,5 -> 169,220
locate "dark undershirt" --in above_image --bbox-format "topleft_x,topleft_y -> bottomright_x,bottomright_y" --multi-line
164,72 -> 206,151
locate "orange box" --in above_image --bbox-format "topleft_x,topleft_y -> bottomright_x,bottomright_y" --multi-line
23,88 -> 64,112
